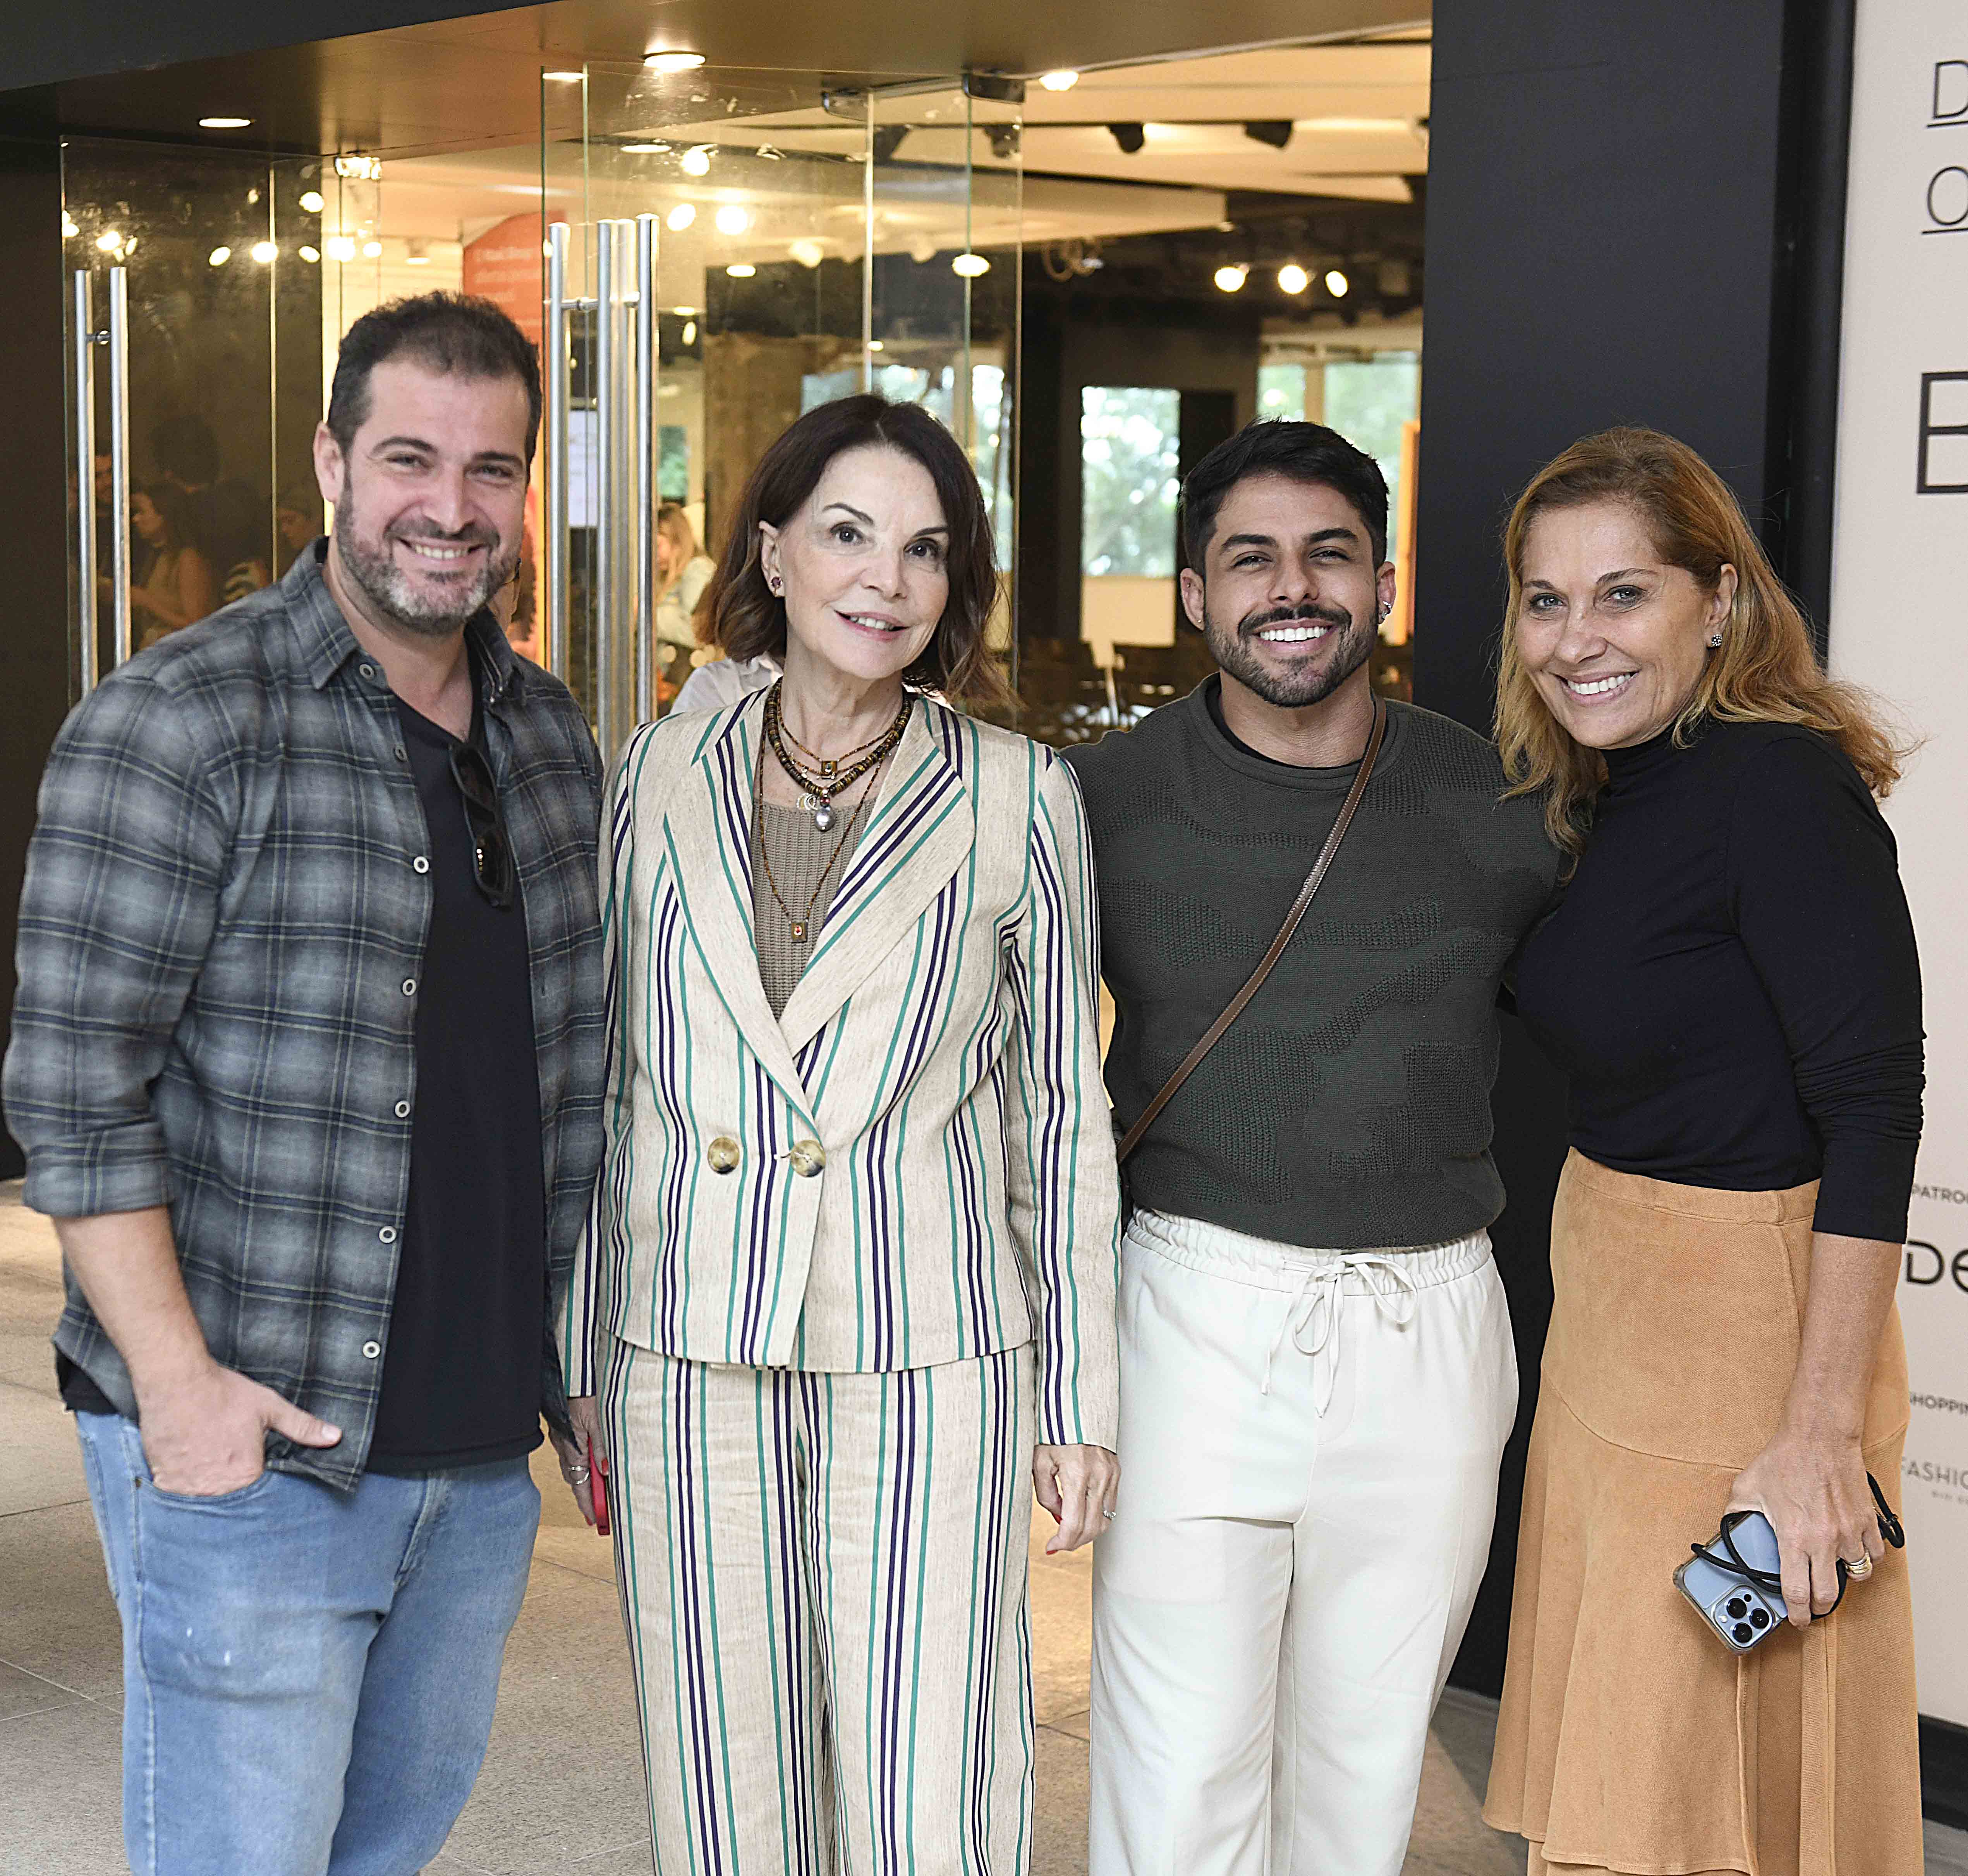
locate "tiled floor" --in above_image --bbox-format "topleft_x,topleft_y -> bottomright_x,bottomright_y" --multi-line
3,1179 -> 1965,1876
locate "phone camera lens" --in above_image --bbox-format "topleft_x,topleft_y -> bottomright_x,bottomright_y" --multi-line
1732,1621 -> 1753,1644
1750,1608 -> 1770,1629
1725,1598 -> 1748,1619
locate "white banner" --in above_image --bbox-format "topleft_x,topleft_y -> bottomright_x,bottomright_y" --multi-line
1830,0 -> 1968,1730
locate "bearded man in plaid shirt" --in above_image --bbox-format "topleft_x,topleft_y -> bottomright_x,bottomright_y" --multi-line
4,294 -> 606,1876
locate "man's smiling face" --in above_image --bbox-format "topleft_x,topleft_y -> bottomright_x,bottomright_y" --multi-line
315,356 -> 529,639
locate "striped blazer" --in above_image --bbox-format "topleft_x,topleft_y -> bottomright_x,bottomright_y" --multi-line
559,691 -> 1120,1449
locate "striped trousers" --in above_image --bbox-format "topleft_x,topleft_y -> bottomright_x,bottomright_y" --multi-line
602,1337 -> 1037,1875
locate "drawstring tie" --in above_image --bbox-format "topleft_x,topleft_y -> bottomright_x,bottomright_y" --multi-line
1259,1253 -> 1421,1411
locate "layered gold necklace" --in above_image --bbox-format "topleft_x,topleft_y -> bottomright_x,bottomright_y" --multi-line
762,683 -> 912,832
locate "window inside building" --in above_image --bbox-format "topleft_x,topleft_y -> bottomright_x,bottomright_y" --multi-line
1256,352 -> 1421,554
1080,386 -> 1181,577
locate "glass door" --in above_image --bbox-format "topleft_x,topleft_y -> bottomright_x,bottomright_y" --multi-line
62,140 -> 328,699
544,62 -> 1023,755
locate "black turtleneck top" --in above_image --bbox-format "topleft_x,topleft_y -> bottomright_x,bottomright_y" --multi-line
1512,719 -> 1922,1242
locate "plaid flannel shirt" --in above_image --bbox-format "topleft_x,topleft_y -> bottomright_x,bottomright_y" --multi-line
3,544 -> 605,1489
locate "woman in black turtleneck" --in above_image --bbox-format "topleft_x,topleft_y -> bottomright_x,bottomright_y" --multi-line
1479,429 -> 1923,1876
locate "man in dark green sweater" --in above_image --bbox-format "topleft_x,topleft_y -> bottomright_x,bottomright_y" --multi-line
1065,421 -> 1559,1876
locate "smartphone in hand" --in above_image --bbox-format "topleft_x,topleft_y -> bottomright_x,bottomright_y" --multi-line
588,1436 -> 610,1538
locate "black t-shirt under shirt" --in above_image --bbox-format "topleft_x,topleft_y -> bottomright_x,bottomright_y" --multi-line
365,692 -> 548,1473
59,684 -> 550,1466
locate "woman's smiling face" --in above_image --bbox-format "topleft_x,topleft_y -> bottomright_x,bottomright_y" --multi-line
1515,499 -> 1735,750
759,443 -> 950,688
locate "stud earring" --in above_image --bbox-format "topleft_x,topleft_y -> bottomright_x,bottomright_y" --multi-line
768,574 -> 783,596
1708,633 -> 1723,648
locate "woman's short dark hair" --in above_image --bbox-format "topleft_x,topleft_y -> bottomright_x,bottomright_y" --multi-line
1180,420 -> 1390,571
708,395 -> 1010,708
326,293 -> 541,464
136,479 -> 199,553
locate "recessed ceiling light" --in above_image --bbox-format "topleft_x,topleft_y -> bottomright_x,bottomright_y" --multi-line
951,252 -> 991,278
207,246 -> 232,268
788,239 -> 825,269
542,70 -> 585,84
199,116 -> 252,130
362,238 -> 383,259
680,146 -> 712,177
95,229 -> 123,253
714,204 -> 750,235
1277,263 -> 1309,295
867,340 -> 885,352
666,203 -> 697,231
621,143 -> 668,155
673,304 -> 698,317
645,50 -> 706,73
298,245 -> 321,264
680,319 -> 697,345
1324,268 -> 1350,297
1213,263 -> 1248,294
325,235 -> 357,263
298,190 -> 325,214
1300,116 -> 1410,133
62,213 -> 79,237
725,263 -> 756,278
251,239 -> 278,264
1038,70 -> 1079,92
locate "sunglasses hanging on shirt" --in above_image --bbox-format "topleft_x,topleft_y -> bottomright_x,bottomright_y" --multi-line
447,740 -> 516,910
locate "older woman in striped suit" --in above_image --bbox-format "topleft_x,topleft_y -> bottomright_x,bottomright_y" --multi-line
559,395 -> 1121,1874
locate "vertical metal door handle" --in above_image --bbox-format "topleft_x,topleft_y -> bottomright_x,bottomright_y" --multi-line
106,268 -> 132,671
544,221 -> 570,683
71,271 -> 99,696
634,213 -> 658,727
595,218 -> 620,760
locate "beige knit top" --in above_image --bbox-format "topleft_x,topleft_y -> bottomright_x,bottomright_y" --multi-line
750,798 -> 869,1019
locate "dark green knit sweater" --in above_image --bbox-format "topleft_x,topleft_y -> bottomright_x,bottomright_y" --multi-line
1063,680 -> 1561,1249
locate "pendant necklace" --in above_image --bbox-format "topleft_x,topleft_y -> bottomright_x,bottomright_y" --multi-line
763,683 -> 912,832
754,737 -> 883,944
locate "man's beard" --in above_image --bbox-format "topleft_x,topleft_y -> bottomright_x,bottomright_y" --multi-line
1203,591 -> 1376,710
332,485 -> 515,639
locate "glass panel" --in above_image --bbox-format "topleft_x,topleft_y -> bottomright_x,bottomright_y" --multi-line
61,141 -> 323,693
1079,387 -> 1180,577
1323,353 -> 1421,554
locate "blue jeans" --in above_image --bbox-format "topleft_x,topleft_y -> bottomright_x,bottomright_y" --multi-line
74,1411 -> 539,1876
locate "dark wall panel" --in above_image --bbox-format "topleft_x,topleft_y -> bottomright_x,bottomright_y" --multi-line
1413,0 -> 1791,1699
0,148 -> 74,1179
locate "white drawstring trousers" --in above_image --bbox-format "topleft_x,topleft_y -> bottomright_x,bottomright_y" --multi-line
1089,1207 -> 1519,1876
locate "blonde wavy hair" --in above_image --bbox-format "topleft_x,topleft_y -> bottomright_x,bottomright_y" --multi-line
1495,427 -> 1905,853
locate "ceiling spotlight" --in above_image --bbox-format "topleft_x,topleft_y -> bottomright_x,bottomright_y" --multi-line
542,70 -> 584,83
298,190 -> 325,214
1108,122 -> 1146,155
1324,267 -> 1350,297
405,239 -> 431,266
666,203 -> 697,231
789,238 -> 825,269
621,142 -> 668,155
644,50 -> 706,73
325,235 -> 357,263
1277,263 -> 1310,295
334,154 -> 383,181
362,238 -> 383,259
714,204 -> 750,235
1213,263 -> 1248,294
95,229 -> 123,253
199,116 -> 252,130
1039,69 -> 1079,92
725,263 -> 756,278
680,319 -> 697,345
952,251 -> 991,278
298,245 -> 321,263
867,340 -> 885,353
1243,120 -> 1293,149
207,245 -> 232,268
680,145 -> 712,177
251,239 -> 278,264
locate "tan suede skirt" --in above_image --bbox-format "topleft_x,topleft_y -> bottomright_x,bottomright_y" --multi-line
1483,1152 -> 1921,1876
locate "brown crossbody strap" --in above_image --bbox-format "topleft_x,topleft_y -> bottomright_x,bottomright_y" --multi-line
1116,695 -> 1387,1166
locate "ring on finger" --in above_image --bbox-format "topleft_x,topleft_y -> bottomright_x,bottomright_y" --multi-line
1844,1552 -> 1874,1581
570,1466 -> 592,1483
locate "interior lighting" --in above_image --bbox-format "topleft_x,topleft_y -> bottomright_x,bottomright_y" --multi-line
62,213 -> 79,237
644,50 -> 706,73
951,251 -> 991,278
251,239 -> 278,264
1213,263 -> 1248,293
207,246 -> 232,267
1277,262 -> 1309,294
298,190 -> 325,213
867,340 -> 884,352
673,304 -> 697,316
1039,70 -> 1079,92
680,146 -> 712,177
542,70 -> 585,83
714,204 -> 750,235
334,154 -> 383,182
621,143 -> 668,155
96,229 -> 123,252
666,203 -> 697,231
199,116 -> 252,129
680,319 -> 697,345
325,235 -> 357,263
1324,267 -> 1350,297
789,238 -> 825,269
298,245 -> 321,263
362,238 -> 383,259
405,238 -> 431,266
725,262 -> 756,278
